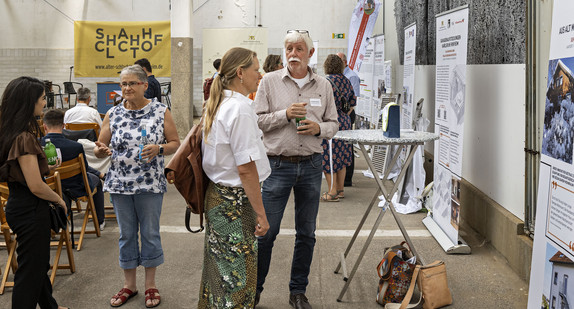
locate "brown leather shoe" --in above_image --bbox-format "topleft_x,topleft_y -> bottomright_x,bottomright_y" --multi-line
289,293 -> 311,309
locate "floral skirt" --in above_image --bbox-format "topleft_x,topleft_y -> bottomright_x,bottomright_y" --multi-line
198,181 -> 258,309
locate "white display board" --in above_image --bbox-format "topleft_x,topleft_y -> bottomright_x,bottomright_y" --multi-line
384,60 -> 392,94
358,39 -> 375,98
373,35 -> 386,99
202,28 -> 268,80
402,23 -> 416,130
432,6 -> 469,244
528,1 -> 574,307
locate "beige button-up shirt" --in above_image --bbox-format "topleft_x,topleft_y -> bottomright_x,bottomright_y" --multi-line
254,67 -> 339,156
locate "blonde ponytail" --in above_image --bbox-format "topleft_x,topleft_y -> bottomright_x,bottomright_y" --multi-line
203,47 -> 257,139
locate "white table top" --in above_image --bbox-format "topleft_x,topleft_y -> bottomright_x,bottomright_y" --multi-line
333,130 -> 439,145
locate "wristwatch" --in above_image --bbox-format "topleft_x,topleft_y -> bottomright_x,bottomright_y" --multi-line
158,145 -> 164,155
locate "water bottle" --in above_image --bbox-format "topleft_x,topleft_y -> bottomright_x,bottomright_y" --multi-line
139,123 -> 149,162
44,139 -> 58,165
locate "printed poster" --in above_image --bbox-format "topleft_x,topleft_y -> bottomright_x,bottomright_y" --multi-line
74,21 -> 171,77
358,39 -> 375,98
402,23 -> 416,130
432,6 -> 469,244
384,60 -> 392,94
528,1 -> 574,307
203,28 -> 268,80
347,0 -> 381,73
373,35 -> 386,99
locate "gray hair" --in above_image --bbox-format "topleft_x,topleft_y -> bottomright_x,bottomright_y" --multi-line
284,31 -> 314,51
77,87 -> 91,101
120,65 -> 148,82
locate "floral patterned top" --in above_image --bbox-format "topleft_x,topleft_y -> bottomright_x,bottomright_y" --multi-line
103,99 -> 168,194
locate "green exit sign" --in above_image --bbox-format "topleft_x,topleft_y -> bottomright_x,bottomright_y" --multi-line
332,33 -> 345,39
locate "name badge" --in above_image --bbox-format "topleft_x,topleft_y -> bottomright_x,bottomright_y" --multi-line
310,98 -> 321,107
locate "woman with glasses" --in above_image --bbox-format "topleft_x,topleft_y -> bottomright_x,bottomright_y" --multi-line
0,76 -> 69,309
95,65 -> 180,308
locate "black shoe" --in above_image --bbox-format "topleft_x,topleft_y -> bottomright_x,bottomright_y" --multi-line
254,291 -> 261,307
344,182 -> 353,187
289,293 -> 312,309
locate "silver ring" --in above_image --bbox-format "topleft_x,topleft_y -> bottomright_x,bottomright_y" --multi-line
257,224 -> 261,228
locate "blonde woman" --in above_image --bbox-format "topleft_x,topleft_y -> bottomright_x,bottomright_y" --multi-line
198,47 -> 270,308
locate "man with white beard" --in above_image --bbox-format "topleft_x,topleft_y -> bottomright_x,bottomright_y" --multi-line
253,30 -> 339,309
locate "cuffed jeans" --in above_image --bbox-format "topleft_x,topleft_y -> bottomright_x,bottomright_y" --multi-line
257,153 -> 322,294
111,193 -> 164,269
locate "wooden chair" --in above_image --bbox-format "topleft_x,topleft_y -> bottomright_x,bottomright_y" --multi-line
0,185 -> 16,295
56,153 -> 101,251
64,122 -> 100,139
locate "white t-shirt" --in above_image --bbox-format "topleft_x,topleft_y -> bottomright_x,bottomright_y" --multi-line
202,90 -> 271,187
64,103 -> 103,127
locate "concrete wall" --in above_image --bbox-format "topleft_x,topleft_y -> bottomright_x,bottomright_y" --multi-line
394,0 -> 526,65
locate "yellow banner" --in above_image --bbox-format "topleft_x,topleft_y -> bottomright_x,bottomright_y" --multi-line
74,21 -> 171,77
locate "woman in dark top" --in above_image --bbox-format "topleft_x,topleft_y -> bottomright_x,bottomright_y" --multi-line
0,77 -> 68,309
321,54 -> 357,202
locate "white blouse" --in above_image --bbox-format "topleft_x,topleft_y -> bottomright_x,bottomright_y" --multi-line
202,90 -> 271,187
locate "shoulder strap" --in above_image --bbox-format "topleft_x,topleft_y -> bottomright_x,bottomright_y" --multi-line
398,265 -> 422,309
326,75 -> 341,96
185,207 -> 204,233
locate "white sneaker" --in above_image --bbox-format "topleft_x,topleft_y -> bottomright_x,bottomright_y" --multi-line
99,221 -> 106,231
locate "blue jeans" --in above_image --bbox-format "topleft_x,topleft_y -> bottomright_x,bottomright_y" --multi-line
111,193 -> 164,269
257,153 -> 322,294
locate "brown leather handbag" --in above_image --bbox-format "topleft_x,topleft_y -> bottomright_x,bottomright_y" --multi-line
385,260 -> 452,309
165,120 -> 207,233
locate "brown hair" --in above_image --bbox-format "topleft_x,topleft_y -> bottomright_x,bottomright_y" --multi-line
323,54 -> 345,75
263,54 -> 282,73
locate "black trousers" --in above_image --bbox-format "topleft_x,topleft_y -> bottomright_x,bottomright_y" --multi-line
5,182 -> 58,309
345,110 -> 356,186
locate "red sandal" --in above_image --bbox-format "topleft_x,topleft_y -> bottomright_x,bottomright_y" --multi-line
145,288 -> 161,308
110,288 -> 138,307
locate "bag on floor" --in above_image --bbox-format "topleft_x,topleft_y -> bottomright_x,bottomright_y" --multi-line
384,260 -> 452,309
376,241 -> 417,306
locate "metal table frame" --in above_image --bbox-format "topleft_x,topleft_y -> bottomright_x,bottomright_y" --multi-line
332,130 -> 439,302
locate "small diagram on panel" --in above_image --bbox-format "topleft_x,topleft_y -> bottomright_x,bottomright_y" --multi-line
450,199 -> 460,231
542,57 -> 574,164
450,65 -> 466,125
542,243 -> 574,309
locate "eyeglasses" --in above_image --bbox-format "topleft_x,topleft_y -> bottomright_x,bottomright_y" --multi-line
120,81 -> 145,88
287,30 -> 309,35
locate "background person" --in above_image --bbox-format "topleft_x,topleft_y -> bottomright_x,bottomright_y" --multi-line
203,58 -> 222,102
0,76 -> 69,309
94,65 -> 180,308
197,47 -> 270,309
41,109 -> 106,231
263,54 -> 284,73
336,52 -> 360,187
321,54 -> 356,202
63,87 -> 103,128
253,30 -> 338,309
248,54 -> 284,100
135,58 -> 162,103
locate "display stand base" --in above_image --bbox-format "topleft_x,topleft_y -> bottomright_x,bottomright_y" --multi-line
422,216 -> 471,254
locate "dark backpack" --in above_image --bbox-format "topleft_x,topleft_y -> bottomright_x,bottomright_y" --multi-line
165,119 -> 207,233
203,77 -> 214,101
